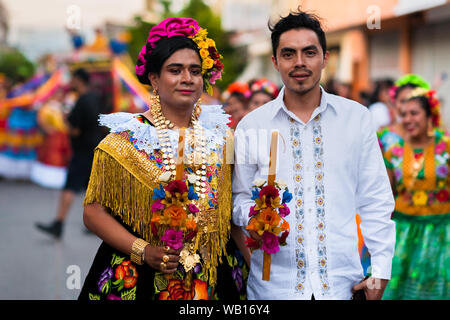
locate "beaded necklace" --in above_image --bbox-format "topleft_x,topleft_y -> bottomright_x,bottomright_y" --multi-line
150,95 -> 208,199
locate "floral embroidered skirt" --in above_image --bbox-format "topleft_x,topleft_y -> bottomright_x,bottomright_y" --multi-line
383,211 -> 449,300
78,220 -> 248,300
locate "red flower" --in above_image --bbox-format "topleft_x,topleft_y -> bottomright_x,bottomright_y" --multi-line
261,231 -> 280,254
208,46 -> 217,55
184,230 -> 198,242
259,185 -> 279,204
248,205 -> 258,217
114,260 -> 138,288
165,180 -> 188,196
279,230 -> 289,245
436,189 -> 449,202
245,236 -> 260,249
150,221 -> 158,237
159,279 -> 209,300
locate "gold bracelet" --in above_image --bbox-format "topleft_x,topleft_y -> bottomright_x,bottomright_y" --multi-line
130,238 -> 149,265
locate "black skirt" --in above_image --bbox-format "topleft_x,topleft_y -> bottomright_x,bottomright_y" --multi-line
78,220 -> 247,301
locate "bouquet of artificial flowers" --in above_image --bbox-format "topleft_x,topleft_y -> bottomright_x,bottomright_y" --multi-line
150,173 -> 202,275
245,178 -> 292,280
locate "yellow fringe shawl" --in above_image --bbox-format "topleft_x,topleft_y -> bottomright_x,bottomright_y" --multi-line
83,132 -> 232,286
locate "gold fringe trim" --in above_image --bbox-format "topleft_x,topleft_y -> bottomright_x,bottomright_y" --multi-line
83,132 -> 232,286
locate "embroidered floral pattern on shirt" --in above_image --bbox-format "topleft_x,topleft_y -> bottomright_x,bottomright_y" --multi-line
290,118 -> 306,294
312,115 -> 330,295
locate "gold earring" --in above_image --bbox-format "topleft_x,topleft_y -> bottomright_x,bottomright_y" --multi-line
194,99 -> 202,119
150,89 -> 161,112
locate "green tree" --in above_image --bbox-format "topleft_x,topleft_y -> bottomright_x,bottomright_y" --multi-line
127,16 -> 156,69
0,48 -> 35,84
126,0 -> 246,92
177,0 -> 245,91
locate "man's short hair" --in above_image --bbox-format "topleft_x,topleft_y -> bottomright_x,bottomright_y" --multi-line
269,8 -> 327,59
72,68 -> 90,84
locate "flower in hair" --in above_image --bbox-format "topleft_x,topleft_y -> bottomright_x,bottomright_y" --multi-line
250,78 -> 279,99
222,81 -> 251,100
135,17 -> 223,94
408,88 -> 441,127
390,74 -> 431,102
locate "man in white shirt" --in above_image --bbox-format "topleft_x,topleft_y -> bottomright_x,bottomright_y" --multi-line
232,10 -> 396,300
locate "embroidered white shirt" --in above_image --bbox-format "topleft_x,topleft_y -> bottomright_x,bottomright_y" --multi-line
232,87 -> 396,300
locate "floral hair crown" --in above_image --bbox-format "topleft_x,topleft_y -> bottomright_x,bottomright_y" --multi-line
136,17 -> 223,95
222,81 -> 251,100
388,74 -> 430,102
408,87 -> 441,127
250,78 -> 279,99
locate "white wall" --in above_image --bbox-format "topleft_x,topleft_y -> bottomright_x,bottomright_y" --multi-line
411,19 -> 450,129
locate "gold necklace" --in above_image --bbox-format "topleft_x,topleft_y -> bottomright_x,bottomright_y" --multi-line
150,95 -> 208,198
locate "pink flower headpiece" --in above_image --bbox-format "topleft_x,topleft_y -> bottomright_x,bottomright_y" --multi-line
136,17 -> 223,95
250,78 -> 279,99
222,81 -> 251,101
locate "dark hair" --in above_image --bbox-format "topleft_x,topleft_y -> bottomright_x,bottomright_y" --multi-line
395,83 -> 419,99
408,95 -> 432,117
269,9 -> 326,59
72,68 -> 90,84
250,90 -> 272,101
227,92 -> 249,109
369,78 -> 394,105
136,36 -> 201,85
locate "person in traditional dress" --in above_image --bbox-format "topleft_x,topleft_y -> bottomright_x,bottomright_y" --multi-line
377,74 -> 431,154
222,82 -> 250,129
30,89 -> 72,189
382,88 -> 449,300
232,9 -> 396,300
367,78 -> 394,132
35,69 -> 105,238
78,17 -> 245,300
247,78 -> 279,113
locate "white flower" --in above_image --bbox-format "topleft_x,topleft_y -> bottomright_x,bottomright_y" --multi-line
180,248 -> 189,259
179,249 -> 200,272
252,178 -> 266,188
275,178 -> 287,189
187,174 -> 198,184
158,171 -> 172,182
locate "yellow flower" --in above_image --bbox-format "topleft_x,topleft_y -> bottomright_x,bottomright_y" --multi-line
197,41 -> 208,49
206,38 -> 216,48
412,191 -> 428,206
202,57 -> 214,70
196,28 -> 208,38
199,48 -> 210,59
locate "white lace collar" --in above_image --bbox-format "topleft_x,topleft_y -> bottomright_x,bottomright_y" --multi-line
98,105 -> 230,155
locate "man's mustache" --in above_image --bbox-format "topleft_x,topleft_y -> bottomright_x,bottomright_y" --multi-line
288,68 -> 312,77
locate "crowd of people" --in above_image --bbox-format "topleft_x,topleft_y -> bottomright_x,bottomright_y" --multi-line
1,9 -> 448,301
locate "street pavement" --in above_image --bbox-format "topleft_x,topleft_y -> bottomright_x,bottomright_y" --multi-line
0,178 -> 102,299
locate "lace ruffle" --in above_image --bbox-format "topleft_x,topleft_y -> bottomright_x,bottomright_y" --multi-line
98,105 -> 230,154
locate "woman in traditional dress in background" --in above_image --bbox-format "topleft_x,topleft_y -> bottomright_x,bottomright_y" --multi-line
382,88 -> 449,299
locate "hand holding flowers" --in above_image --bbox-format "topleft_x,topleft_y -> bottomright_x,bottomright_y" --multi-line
151,176 -> 201,275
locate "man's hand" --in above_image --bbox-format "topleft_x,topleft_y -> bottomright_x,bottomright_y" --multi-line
248,218 -> 262,243
352,277 -> 389,300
